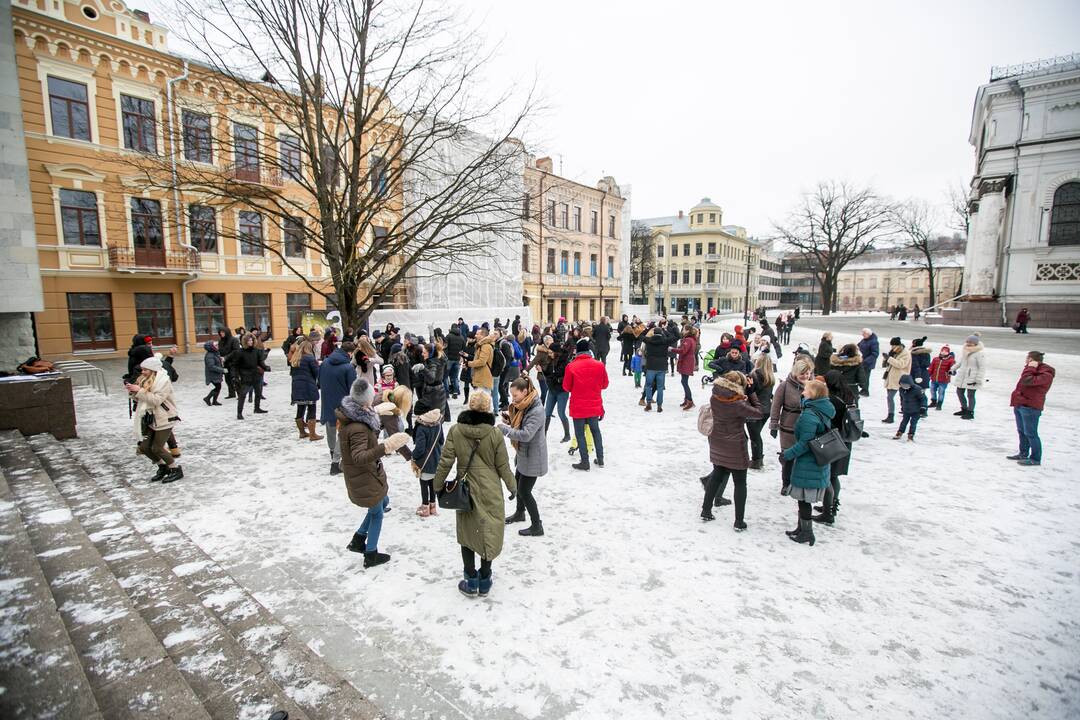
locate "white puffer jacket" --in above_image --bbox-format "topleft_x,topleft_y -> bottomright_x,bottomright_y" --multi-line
953,343 -> 986,389
132,371 -> 180,440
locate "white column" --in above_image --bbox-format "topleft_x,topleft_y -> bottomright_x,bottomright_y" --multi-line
962,181 -> 1007,299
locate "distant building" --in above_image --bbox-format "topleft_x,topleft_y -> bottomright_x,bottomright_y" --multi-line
837,243 -> 964,313
522,156 -> 624,323
636,198 -> 758,315
954,53 -> 1080,328
756,238 -> 783,311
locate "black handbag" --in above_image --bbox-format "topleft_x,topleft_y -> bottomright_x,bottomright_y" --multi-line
841,405 -> 864,443
806,408 -> 851,466
437,440 -> 477,510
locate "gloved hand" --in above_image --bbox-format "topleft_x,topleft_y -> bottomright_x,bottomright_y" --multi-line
375,401 -> 397,415
770,427 -> 778,439
384,432 -> 410,454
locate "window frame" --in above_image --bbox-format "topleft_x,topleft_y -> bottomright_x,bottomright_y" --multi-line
286,293 -> 312,330
546,247 -> 556,273
58,188 -> 101,246
283,215 -> 305,258
560,250 -> 569,275
242,292 -> 272,336
608,214 -> 616,238
607,256 -> 614,279
121,93 -> 158,154
134,292 -> 176,345
573,251 -> 581,276
130,197 -> 164,250
573,206 -> 582,231
181,109 -> 213,163
589,253 -> 598,276
66,292 -> 115,351
233,122 -> 260,178
188,204 -> 218,253
47,76 -> 92,141
238,211 -> 264,256
279,134 -> 302,181
1049,181 -> 1080,247
193,292 -> 226,342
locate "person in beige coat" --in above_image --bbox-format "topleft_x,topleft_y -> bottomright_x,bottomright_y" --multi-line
882,336 -> 912,423
124,356 -> 183,483
467,329 -> 496,390
952,334 -> 987,419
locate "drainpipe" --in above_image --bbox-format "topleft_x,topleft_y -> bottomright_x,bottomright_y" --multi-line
166,60 -> 198,352
996,79 -> 1025,326
538,172 -> 545,321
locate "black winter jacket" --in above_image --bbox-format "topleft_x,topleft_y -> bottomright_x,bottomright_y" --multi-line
642,332 -> 671,372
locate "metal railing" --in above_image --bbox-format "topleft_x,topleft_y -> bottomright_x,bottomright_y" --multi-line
224,163 -> 283,187
108,244 -> 200,272
990,53 -> 1080,81
921,293 -> 967,315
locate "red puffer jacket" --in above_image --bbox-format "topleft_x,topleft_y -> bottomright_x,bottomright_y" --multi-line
929,353 -> 956,383
676,335 -> 697,376
1009,363 -> 1055,411
562,353 -> 609,419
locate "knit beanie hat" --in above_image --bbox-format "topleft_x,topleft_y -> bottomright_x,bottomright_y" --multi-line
912,336 -> 926,348
940,345 -> 951,354
390,343 -> 403,354
350,377 -> 375,407
576,338 -> 592,354
381,365 -> 395,378
890,336 -> 902,346
965,334 -> 980,344
140,356 -> 163,372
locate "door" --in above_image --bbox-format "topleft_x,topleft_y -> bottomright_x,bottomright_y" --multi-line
131,198 -> 165,267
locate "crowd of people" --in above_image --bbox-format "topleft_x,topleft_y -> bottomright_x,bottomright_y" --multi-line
122,307 -> 1057,594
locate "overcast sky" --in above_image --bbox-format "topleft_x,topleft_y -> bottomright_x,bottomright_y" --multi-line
468,0 -> 1080,235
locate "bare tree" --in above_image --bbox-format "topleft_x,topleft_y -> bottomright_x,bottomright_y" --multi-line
773,181 -> 892,315
629,221 -> 655,303
128,0 -> 536,330
946,181 -> 971,238
890,199 -> 946,309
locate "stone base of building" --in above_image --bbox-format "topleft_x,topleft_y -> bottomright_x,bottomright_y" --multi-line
0,376 -> 76,439
0,313 -> 38,373
941,301 -> 1080,329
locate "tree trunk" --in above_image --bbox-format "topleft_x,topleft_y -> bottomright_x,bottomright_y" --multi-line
927,265 -> 937,310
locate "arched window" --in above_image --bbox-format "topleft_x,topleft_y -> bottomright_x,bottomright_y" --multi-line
1049,182 -> 1080,246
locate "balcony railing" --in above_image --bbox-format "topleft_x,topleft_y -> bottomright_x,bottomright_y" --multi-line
108,244 -> 200,272
704,254 -> 721,262
224,163 -> 283,188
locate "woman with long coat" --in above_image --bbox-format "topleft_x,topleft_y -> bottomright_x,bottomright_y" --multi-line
676,327 -> 698,410
782,380 -> 836,547
814,332 -> 834,377
433,391 -> 517,598
769,356 -> 815,495
340,378 -> 411,568
701,371 -> 764,530
830,344 -> 864,405
815,370 -> 854,524
290,340 -> 322,441
124,356 -> 183,483
500,377 -> 548,537
952,334 -> 986,420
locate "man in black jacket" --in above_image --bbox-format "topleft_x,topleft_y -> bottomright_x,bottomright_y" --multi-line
592,317 -> 612,365
234,334 -> 270,419
125,334 -> 154,383
641,326 -> 672,412
444,325 -> 466,398
217,328 -> 241,398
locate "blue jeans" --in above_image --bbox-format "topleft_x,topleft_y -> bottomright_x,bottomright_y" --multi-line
490,382 -> 500,413
1014,406 -> 1042,461
645,370 -> 666,406
446,360 -> 460,395
572,417 -> 604,464
544,389 -> 568,422
930,381 -> 948,406
358,495 -> 390,552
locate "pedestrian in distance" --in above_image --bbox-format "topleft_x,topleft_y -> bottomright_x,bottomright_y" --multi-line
814,332 -> 834,377
410,405 -> 445,517
319,341 -> 358,475
1007,351 -> 1055,466
433,391 -> 517,598
857,329 -> 879,397
881,337 -> 911,424
234,333 -> 270,419
290,340 -> 323,441
1014,308 -> 1031,334
677,326 -> 698,410
563,338 -> 608,471
910,337 -> 931,417
202,340 -> 225,406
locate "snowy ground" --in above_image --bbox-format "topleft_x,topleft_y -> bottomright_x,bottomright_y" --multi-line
68,321 -> 1080,719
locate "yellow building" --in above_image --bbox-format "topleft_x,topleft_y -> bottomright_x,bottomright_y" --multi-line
836,250 -> 964,312
637,198 -> 758,315
10,0 -> 398,359
521,156 -> 623,324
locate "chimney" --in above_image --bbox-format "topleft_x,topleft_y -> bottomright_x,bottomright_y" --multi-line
677,210 -> 684,219
535,156 -> 554,173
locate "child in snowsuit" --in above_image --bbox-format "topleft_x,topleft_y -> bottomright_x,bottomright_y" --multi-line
910,336 -> 931,417
631,348 -> 643,389
894,374 -> 926,441
928,345 -> 956,410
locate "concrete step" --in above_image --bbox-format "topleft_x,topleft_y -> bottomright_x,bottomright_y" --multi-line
27,433 -> 312,720
63,436 -> 385,720
0,467 -> 102,719
0,431 -> 211,720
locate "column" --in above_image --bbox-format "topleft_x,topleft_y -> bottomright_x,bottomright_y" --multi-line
962,179 -> 1008,300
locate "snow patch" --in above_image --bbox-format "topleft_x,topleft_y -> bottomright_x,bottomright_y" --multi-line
37,545 -> 80,559
162,625 -> 211,648
103,549 -> 145,562
61,600 -> 128,626
31,508 -> 71,525
88,526 -> 131,542
172,560 -> 210,577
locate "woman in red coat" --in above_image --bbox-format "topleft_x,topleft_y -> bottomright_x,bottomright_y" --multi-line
562,338 -> 609,471
677,326 -> 698,410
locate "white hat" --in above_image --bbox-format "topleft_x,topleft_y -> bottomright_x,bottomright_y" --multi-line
141,356 -> 163,372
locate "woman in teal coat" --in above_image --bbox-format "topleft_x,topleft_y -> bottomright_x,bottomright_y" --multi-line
781,379 -> 835,547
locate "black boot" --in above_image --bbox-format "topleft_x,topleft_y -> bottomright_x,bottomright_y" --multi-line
518,522 -> 544,536
812,509 -> 834,525
572,461 -> 590,471
150,464 -> 169,482
162,465 -> 184,484
346,532 -> 367,553
789,518 -> 816,546
545,416 -> 551,434
364,551 -> 391,568
560,418 -> 571,443
330,461 -> 341,475
505,512 -> 526,524
203,394 -> 212,406
881,415 -> 894,423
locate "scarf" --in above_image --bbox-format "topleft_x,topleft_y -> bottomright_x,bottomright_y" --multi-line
506,388 -> 538,450
339,396 -> 382,433
131,371 -> 171,441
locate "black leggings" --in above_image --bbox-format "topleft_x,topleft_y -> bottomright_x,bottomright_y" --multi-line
781,457 -> 793,490
461,545 -> 492,579
798,501 -> 812,520
514,472 -> 540,524
419,479 -> 435,504
703,465 -> 748,522
746,419 -> 766,461
205,383 -> 221,402
295,404 -> 316,420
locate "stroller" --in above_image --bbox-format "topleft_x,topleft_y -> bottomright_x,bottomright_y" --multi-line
700,348 -> 719,387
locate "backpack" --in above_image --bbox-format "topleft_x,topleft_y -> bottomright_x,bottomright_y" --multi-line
841,404 -> 864,443
697,404 -> 713,436
489,341 -> 506,377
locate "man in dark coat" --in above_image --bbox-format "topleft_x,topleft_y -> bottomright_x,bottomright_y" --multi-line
125,335 -> 154,383
217,328 -> 241,398
857,329 -> 880,397
234,334 -> 270,418
814,333 -> 834,377
592,317 -> 612,365
319,343 -> 358,473
642,327 -> 672,411
444,325 -> 466,398
709,347 -> 752,376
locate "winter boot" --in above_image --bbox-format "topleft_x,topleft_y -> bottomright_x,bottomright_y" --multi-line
296,418 -> 309,439
595,457 -> 604,468
518,522 -> 544,537
346,532 -> 367,553
1006,453 -> 1027,461
789,518 -> 816,546
644,402 -> 652,412
307,420 -> 324,441
733,520 -> 747,532
162,465 -> 184,484
458,573 -> 479,597
560,419 -> 571,443
572,461 -> 590,471
638,397 -> 646,407
749,458 -> 763,470
953,409 -> 966,416
363,551 -> 391,568
893,432 -> 902,440
881,415 -> 894,423
505,511 -> 526,524
812,508 -> 835,525
478,575 -> 493,597
545,416 -> 551,434
330,461 -> 341,475
150,464 -> 169,482
907,434 -> 915,441
203,394 -> 213,406
683,400 -> 694,411
927,399 -> 937,409
963,410 -> 974,420
657,404 -> 663,413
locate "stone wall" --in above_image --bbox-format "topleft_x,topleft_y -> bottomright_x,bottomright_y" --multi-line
0,376 -> 77,439
0,313 -> 37,373
941,301 -> 1080,329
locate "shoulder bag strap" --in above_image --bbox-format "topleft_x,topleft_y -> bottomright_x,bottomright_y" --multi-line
458,438 -> 480,478
418,413 -> 445,469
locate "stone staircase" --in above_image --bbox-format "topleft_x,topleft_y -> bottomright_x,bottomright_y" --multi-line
0,430 -> 385,720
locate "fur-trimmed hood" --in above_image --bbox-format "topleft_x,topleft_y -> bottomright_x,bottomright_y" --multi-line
829,352 -> 863,367
712,375 -> 746,400
911,346 -> 932,356
457,409 -> 495,426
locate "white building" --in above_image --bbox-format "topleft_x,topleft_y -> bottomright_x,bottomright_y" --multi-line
953,53 -> 1080,328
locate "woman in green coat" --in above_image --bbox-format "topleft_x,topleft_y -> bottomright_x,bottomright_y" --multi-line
781,379 -> 835,547
433,390 -> 517,598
